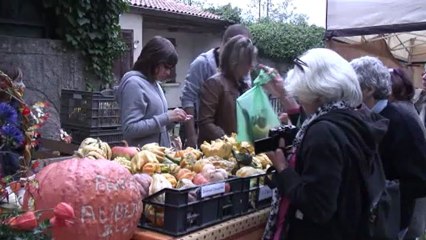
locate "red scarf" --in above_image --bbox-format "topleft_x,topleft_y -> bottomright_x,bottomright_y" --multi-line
273,153 -> 297,240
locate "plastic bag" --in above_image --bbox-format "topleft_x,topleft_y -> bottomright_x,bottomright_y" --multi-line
236,69 -> 280,143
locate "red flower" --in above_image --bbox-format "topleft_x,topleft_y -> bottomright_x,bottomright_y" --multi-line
9,181 -> 21,194
22,106 -> 31,116
7,211 -> 38,231
31,161 -> 40,170
53,202 -> 75,220
50,217 -> 73,228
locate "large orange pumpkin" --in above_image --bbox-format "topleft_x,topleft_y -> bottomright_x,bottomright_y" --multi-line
24,158 -> 142,240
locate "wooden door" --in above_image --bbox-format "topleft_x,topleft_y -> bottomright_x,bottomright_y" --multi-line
113,29 -> 134,84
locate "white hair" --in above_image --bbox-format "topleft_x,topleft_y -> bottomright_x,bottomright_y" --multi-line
285,48 -> 362,107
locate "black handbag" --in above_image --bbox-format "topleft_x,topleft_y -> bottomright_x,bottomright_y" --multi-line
359,152 -> 401,240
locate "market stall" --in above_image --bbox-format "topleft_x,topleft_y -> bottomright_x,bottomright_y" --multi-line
2,131 -> 273,239
326,0 -> 426,85
0,65 -> 278,239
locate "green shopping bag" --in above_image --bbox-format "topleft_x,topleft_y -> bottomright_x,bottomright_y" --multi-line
236,69 -> 280,143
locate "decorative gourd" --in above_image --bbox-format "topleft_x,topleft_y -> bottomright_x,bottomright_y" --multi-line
141,143 -> 167,163
131,150 -> 159,173
149,174 -> 172,203
78,137 -> 98,149
111,140 -> 139,160
176,179 -> 198,203
77,138 -> 112,160
200,164 -> 215,174
142,162 -> 161,175
193,159 -> 212,173
202,168 -> 228,183
133,173 -> 152,199
23,158 -> 142,240
192,173 -> 209,185
176,179 -> 196,189
145,205 -> 164,227
201,163 -> 227,182
236,166 -> 265,177
175,168 -> 195,181
113,157 -> 132,172
161,173 -> 177,188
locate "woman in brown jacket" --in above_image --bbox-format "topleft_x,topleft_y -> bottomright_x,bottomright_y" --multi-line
198,35 -> 256,144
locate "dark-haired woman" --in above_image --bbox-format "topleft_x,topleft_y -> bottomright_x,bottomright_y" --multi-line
389,68 -> 426,137
116,36 -> 190,147
389,68 -> 426,240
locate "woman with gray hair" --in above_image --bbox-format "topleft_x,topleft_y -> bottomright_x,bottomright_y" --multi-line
350,56 -> 392,112
264,48 -> 387,240
351,56 -> 426,239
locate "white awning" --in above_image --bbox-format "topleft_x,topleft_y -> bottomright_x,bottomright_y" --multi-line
326,0 -> 426,63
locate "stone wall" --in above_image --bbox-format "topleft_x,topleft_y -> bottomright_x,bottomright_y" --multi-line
0,36 -> 87,140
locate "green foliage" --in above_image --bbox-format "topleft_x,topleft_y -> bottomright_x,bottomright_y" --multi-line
205,4 -> 242,23
43,0 -> 129,85
249,21 -> 325,62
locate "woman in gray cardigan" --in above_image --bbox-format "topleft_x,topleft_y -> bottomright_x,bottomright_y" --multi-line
116,36 -> 190,147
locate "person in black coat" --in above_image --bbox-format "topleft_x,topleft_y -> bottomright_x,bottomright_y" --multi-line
263,48 -> 388,240
351,57 -> 426,238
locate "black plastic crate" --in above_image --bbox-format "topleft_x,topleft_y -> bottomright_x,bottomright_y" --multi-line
60,89 -> 121,128
62,124 -> 123,146
240,174 -> 273,213
140,177 -> 249,236
140,174 -> 272,237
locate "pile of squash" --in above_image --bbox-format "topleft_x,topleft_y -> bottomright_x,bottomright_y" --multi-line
74,135 -> 271,194
71,135 -> 273,229
74,135 -> 272,192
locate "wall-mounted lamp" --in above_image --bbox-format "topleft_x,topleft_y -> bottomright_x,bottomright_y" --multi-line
133,40 -> 140,49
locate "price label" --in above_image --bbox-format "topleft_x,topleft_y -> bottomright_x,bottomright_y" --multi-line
201,182 -> 225,198
258,186 -> 273,201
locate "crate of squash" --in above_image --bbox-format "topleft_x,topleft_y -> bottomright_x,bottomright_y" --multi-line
111,134 -> 273,236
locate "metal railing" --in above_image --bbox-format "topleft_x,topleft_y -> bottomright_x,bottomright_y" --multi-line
269,96 -> 282,114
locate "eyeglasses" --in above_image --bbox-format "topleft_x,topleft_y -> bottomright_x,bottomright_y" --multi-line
294,57 -> 308,72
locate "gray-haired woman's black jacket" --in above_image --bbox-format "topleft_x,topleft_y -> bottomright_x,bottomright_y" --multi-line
275,109 -> 388,240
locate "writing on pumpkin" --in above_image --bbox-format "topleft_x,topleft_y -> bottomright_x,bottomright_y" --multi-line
95,175 -> 138,192
80,202 -> 142,237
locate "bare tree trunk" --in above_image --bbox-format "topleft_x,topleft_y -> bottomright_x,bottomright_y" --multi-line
258,0 -> 262,20
266,0 -> 270,18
